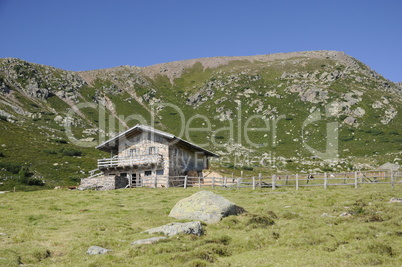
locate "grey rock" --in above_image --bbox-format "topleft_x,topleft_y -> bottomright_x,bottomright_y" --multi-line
54,115 -> 63,122
169,191 -> 245,224
372,101 -> 384,109
339,212 -> 353,217
381,108 -> 397,124
388,198 -> 402,204
301,88 -> 328,103
131,236 -> 167,245
344,116 -> 356,125
86,246 -> 111,255
186,92 -> 202,105
144,221 -> 203,237
352,107 -> 365,117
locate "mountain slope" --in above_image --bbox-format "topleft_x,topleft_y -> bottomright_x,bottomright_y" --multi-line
0,51 -> 401,189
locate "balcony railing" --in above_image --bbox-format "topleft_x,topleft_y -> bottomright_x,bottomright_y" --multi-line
98,154 -> 163,169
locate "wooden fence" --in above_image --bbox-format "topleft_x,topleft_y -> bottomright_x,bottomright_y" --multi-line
1,170 -> 401,190
142,170 -> 402,190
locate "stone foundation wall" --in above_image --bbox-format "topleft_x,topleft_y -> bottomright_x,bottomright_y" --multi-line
80,176 -> 117,190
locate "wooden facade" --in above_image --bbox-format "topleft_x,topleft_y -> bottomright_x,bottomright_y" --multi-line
80,125 -> 219,190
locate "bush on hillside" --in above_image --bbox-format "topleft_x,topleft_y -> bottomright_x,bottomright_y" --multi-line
60,148 -> 82,157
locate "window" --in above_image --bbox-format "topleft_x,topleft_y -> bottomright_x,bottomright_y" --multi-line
156,170 -> 164,175
129,148 -> 137,157
144,171 -> 152,176
148,147 -> 156,155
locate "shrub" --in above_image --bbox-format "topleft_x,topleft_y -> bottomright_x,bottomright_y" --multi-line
365,129 -> 384,135
60,148 -> 82,157
241,166 -> 254,171
0,115 -> 8,121
0,162 -> 22,174
0,152 -> 4,157
367,243 -> 394,257
246,214 -> 275,228
43,149 -> 58,155
339,136 -> 354,141
26,178 -> 45,186
18,166 -> 32,178
55,139 -> 68,144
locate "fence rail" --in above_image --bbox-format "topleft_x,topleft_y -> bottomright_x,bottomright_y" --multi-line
137,170 -> 401,190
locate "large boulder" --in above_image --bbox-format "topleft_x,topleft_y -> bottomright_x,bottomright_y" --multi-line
144,221 -> 203,237
169,191 -> 245,224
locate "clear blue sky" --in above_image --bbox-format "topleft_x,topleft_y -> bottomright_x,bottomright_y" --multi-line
0,0 -> 401,82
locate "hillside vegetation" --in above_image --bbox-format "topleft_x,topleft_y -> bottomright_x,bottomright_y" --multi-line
0,185 -> 401,266
0,50 -> 401,189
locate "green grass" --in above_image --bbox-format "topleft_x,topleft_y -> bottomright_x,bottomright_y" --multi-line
0,185 -> 401,266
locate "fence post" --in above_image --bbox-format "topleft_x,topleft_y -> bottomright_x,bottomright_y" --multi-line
184,175 -> 188,189
391,170 -> 395,188
296,174 -> 299,191
198,176 -> 201,188
224,176 -> 227,187
212,177 -> 215,189
272,175 -> 276,190
324,172 -> 327,189
252,177 -> 255,190
237,178 -> 240,190
154,175 -> 157,188
354,171 -> 358,189
259,173 -> 262,188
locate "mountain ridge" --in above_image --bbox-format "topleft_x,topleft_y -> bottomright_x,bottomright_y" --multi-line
0,50 -> 401,190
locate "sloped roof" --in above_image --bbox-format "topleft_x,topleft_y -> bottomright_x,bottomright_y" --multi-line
96,124 -> 219,157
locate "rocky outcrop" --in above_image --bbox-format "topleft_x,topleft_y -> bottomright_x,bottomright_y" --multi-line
131,236 -> 167,245
169,191 -> 245,224
144,221 -> 203,237
86,246 -> 111,255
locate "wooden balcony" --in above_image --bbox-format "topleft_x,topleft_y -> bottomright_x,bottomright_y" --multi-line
98,154 -> 163,169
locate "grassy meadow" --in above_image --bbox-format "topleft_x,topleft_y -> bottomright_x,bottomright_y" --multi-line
0,185 -> 401,266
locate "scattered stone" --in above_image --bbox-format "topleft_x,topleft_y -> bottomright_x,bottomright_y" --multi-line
321,213 -> 333,217
0,232 -> 7,236
344,116 -> 356,125
54,115 -> 63,122
86,246 -> 111,255
381,107 -> 397,125
388,198 -> 402,204
169,191 -> 245,224
144,221 -> 203,237
353,107 -> 365,117
339,212 -> 353,217
131,236 -> 167,245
